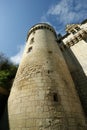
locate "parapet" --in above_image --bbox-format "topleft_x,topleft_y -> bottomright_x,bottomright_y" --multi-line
26,23 -> 57,41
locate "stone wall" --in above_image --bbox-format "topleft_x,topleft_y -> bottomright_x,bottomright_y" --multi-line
8,23 -> 87,130
61,40 -> 87,118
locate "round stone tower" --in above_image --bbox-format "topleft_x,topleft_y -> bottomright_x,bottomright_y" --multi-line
8,23 -> 86,130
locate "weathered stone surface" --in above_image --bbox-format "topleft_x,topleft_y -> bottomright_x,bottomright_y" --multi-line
8,23 -> 87,130
62,22 -> 87,118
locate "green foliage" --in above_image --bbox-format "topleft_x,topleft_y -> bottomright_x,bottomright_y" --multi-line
0,70 -> 10,88
0,53 -> 18,90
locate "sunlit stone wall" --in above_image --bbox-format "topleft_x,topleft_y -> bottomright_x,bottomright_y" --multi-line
8,23 -> 86,130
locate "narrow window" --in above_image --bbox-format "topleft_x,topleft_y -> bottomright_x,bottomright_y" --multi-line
47,70 -> 52,74
27,47 -> 32,53
75,37 -> 78,41
64,45 -> 66,49
30,37 -> 34,44
60,47 -> 63,51
48,50 -> 52,53
53,93 -> 58,102
48,70 -> 50,74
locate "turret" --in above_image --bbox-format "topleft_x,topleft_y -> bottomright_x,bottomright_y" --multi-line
8,23 -> 86,130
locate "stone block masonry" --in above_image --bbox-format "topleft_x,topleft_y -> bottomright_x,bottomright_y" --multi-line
8,23 -> 87,130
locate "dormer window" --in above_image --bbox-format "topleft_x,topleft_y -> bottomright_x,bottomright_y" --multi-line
75,27 -> 80,31
71,30 -> 76,34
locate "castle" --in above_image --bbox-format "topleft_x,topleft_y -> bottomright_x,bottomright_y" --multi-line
0,19 -> 87,130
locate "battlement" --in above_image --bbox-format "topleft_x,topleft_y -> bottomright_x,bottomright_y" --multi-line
0,19 -> 85,130
26,23 -> 57,41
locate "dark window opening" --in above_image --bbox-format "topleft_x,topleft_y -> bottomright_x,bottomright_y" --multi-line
27,47 -> 32,53
48,50 -> 52,53
75,27 -> 80,31
75,37 -> 78,41
53,93 -> 58,102
48,70 -> 50,74
47,70 -> 53,74
71,30 -> 76,34
67,42 -> 71,47
79,34 -> 82,37
57,39 -> 61,44
64,45 -> 66,49
60,47 -> 63,51
42,26 -> 44,29
30,37 -> 34,44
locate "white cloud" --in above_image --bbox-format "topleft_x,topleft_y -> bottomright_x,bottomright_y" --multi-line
39,0 -> 86,34
10,44 -> 25,64
47,0 -> 85,24
42,0 -> 87,26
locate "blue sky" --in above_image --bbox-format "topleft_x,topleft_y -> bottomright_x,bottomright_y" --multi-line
0,0 -> 87,64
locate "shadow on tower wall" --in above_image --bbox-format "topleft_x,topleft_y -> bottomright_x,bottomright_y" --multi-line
61,46 -> 87,118
0,94 -> 9,130
0,43 -> 87,129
